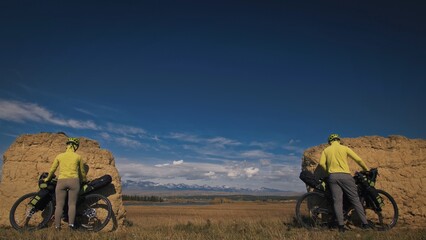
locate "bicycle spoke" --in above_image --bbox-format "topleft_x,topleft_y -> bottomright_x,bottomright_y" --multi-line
363,190 -> 398,230
76,194 -> 112,232
296,192 -> 333,229
10,193 -> 54,231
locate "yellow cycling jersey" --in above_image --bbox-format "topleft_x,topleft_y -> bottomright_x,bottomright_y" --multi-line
46,146 -> 87,181
319,141 -> 369,174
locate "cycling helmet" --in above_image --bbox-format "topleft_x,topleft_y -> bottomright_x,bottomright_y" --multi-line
66,137 -> 80,146
328,134 -> 340,143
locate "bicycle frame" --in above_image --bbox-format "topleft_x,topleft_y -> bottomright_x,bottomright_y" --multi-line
296,168 -> 398,230
10,173 -> 113,232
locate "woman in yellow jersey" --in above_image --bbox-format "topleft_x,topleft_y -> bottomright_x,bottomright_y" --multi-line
44,137 -> 87,230
319,134 -> 372,232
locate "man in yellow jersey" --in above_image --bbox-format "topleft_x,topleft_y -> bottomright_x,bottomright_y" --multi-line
44,137 -> 87,230
319,134 -> 372,232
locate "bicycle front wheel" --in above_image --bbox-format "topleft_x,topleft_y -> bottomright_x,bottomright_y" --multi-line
363,189 -> 398,230
295,191 -> 333,229
9,192 -> 54,231
76,193 -> 112,232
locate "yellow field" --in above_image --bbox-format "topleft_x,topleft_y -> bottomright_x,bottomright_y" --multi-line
1,201 -> 425,240
126,201 -> 295,227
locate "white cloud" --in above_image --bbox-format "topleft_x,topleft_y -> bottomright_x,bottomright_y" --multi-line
99,132 -> 112,140
152,135 -> 160,142
173,160 -> 184,165
289,139 -> 301,144
282,145 -> 305,154
155,163 -> 170,167
168,132 -> 201,143
264,164 -> 300,181
259,159 -> 271,166
118,160 -> 228,181
250,141 -> 276,149
74,107 -> 97,117
106,123 -> 146,136
0,99 -> 99,130
116,159 -> 305,191
155,160 -> 184,167
204,171 -> 216,179
283,139 -> 305,154
206,137 -> 241,147
117,159 -> 260,181
241,150 -> 272,159
0,99 -> 157,151
115,137 -> 143,148
227,169 -> 240,178
244,167 -> 260,178
169,133 -> 240,148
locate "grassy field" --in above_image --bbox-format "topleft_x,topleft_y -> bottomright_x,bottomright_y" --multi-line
1,201 -> 425,240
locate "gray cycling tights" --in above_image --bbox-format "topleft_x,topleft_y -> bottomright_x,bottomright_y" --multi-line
55,178 -> 80,228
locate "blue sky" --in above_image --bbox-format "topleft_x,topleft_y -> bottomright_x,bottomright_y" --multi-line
1,1 -> 425,191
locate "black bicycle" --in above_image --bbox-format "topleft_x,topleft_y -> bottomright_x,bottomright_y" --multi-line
9,173 -> 113,232
295,168 -> 398,231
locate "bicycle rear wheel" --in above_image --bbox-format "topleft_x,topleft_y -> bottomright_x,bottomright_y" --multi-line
9,192 -> 54,231
295,191 -> 333,229
76,193 -> 112,232
363,189 -> 398,230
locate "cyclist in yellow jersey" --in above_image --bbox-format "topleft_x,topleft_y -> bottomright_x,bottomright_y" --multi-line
44,137 -> 87,230
319,134 -> 373,232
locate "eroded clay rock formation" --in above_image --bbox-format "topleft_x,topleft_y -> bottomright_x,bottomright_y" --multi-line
302,135 -> 426,228
0,132 -> 126,230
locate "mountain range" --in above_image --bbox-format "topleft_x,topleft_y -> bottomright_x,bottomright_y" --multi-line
121,180 -> 299,196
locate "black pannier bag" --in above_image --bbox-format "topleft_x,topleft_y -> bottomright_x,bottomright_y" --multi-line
299,170 -> 324,191
38,172 -> 57,191
81,174 -> 112,195
355,169 -> 384,211
365,187 -> 384,211
30,172 -> 57,210
30,188 -> 52,210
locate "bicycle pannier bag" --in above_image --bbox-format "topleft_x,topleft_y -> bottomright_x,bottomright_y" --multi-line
299,170 -> 323,190
38,172 -> 57,190
30,188 -> 52,210
81,174 -> 112,194
366,187 -> 384,211
355,171 -> 384,211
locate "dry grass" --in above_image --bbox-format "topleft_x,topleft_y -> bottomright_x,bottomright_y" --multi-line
1,201 -> 425,240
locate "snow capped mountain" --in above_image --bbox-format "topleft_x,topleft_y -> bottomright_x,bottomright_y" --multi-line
121,180 -> 288,194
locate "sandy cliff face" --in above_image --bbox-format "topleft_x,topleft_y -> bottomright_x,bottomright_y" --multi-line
0,132 -> 126,230
302,135 -> 426,228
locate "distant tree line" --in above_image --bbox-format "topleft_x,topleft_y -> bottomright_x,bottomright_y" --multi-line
122,195 -> 164,202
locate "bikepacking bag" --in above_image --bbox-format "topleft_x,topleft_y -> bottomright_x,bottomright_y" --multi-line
30,188 -> 52,210
356,171 -> 384,211
81,174 -> 112,195
366,187 -> 384,211
299,170 -> 324,190
38,172 -> 57,191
